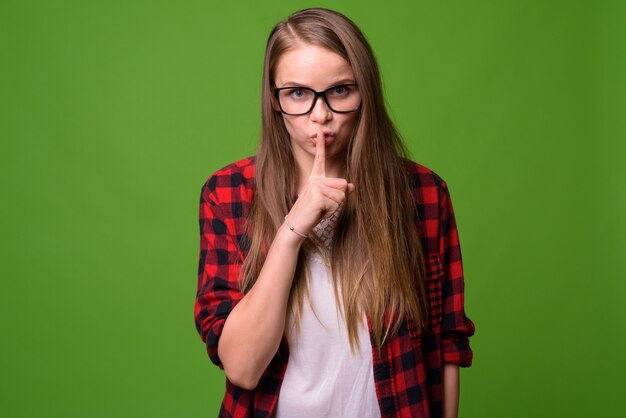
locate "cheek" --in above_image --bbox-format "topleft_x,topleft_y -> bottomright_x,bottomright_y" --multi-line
281,116 -> 304,138
338,113 -> 359,133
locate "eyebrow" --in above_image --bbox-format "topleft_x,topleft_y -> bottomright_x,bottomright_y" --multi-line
276,78 -> 356,89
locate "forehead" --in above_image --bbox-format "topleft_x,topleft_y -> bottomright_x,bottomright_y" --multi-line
274,44 -> 354,89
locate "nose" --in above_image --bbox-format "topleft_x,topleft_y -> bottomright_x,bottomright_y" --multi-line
309,95 -> 332,123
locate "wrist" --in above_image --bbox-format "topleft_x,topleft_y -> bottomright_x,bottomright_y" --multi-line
284,215 -> 309,239
275,222 -> 307,248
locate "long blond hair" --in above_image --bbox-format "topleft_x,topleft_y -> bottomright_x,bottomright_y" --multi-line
241,8 -> 427,349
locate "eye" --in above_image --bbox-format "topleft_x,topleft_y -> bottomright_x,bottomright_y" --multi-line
329,85 -> 350,96
285,88 -> 311,100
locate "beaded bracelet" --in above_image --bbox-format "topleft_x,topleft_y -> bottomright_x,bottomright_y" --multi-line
284,215 -> 308,239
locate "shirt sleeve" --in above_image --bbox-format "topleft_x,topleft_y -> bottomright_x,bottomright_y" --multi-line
438,181 -> 475,367
194,176 -> 244,369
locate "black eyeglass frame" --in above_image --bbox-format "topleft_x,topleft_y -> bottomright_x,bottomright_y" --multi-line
273,84 -> 362,116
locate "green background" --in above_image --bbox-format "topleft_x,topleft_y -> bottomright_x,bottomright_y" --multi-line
1,0 -> 624,417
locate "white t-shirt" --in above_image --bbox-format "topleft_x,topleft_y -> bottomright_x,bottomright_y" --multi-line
276,214 -> 381,418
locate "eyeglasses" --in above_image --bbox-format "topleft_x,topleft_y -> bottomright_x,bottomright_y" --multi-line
273,84 -> 362,116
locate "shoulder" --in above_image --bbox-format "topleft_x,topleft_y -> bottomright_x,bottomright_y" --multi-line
403,160 -> 458,254
200,156 -> 256,206
403,159 -> 450,202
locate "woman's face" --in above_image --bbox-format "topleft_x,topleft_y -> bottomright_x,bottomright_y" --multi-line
273,44 -> 360,176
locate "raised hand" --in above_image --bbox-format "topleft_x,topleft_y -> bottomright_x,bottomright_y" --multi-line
284,128 -> 355,239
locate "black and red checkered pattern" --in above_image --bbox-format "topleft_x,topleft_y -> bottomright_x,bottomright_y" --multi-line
195,156 -> 475,418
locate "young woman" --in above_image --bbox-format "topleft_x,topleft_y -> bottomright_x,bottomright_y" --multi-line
195,8 -> 475,418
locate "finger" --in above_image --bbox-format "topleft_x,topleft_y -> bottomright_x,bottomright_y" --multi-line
318,177 -> 348,190
310,128 -> 326,178
321,201 -> 340,219
346,183 -> 355,195
321,187 -> 346,205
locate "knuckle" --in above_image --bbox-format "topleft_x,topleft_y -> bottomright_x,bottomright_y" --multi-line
311,193 -> 325,208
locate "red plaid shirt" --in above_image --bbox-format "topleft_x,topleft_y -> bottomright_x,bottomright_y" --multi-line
195,157 -> 475,418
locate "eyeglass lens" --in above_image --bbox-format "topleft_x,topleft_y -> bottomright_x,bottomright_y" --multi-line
277,85 -> 361,115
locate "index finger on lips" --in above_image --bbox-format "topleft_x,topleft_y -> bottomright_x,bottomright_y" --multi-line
310,128 -> 326,178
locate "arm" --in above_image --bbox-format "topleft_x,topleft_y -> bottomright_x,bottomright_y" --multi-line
438,180 -> 475,366
438,180 -> 475,414
195,173 -> 301,389
442,363 -> 459,418
216,224 -> 304,389
194,177 -> 304,390
195,132 -> 353,389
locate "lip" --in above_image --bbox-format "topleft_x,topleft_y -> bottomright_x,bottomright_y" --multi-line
310,131 -> 335,142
